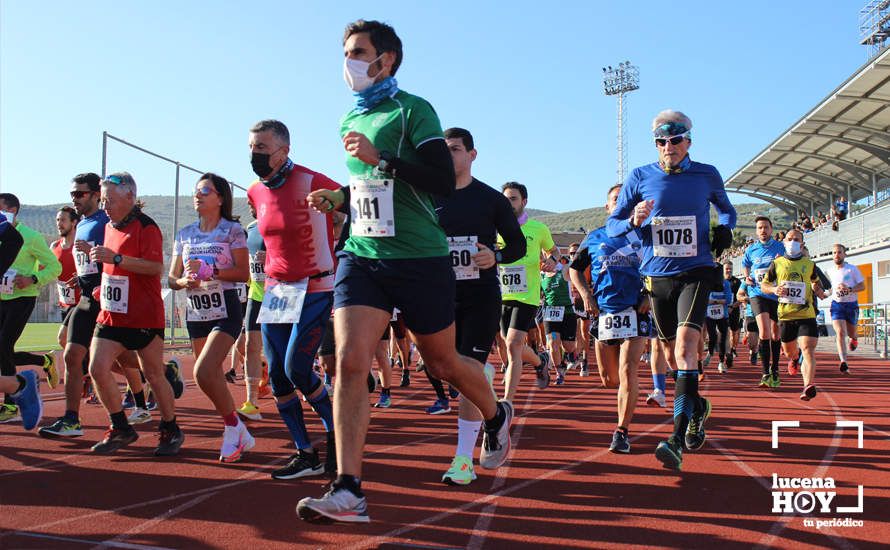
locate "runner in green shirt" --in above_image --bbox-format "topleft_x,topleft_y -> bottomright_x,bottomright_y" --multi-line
496,182 -> 559,403
298,19 -> 513,524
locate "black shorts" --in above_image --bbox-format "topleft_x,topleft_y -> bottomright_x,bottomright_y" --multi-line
245,298 -> 262,333
745,316 -> 759,333
94,324 -> 164,351
645,266 -> 715,341
542,307 -> 577,342
750,296 -> 779,322
318,316 -> 335,357
456,283 -> 501,363
589,311 -> 653,346
728,308 -> 742,331
780,318 -> 819,343
334,251 -> 455,335
67,296 -> 101,348
185,289 -> 244,340
500,300 -> 538,335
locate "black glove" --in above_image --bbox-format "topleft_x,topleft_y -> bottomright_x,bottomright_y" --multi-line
711,224 -> 732,258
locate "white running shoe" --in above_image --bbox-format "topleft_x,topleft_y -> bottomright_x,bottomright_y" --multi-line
220,419 -> 255,463
127,407 -> 152,425
646,388 -> 666,408
717,361 -> 726,374
297,486 -> 370,523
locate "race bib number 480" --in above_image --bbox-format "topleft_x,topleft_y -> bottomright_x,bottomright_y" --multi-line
257,279 -> 307,324
499,265 -> 528,295
598,308 -> 638,340
350,176 -> 395,237
449,236 -> 479,280
652,216 -> 696,258
100,273 -> 129,314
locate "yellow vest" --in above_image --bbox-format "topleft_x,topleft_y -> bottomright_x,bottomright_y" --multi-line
766,256 -> 817,321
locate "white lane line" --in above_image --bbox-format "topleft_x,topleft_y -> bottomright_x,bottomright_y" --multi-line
10,531 -> 174,550
91,492 -> 218,550
344,415 -> 674,550
466,389 -> 538,550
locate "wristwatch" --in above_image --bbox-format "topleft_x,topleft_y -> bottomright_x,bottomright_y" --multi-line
377,151 -> 395,174
112,254 -> 123,265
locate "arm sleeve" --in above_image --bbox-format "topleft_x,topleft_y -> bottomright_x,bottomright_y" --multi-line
569,246 -> 592,272
709,169 -> 737,228
32,233 -> 62,286
0,222 -> 23,274
813,265 -> 831,290
337,185 -> 350,214
493,194 -> 526,264
390,138 -> 456,197
606,171 -> 639,237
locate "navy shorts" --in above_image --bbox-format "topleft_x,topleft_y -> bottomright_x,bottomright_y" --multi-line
185,289 -> 244,340
830,301 -> 859,325
333,251 -> 455,335
245,298 -> 262,333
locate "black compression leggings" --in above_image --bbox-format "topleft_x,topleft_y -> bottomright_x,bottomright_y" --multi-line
705,317 -> 729,359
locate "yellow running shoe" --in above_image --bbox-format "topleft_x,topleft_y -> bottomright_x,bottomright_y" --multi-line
43,353 -> 59,390
237,401 -> 262,421
442,455 -> 477,486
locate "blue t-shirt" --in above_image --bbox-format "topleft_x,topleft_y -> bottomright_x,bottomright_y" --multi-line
74,209 -> 110,293
576,225 -> 644,313
605,157 -> 736,277
707,280 -> 734,319
174,218 -> 247,291
742,238 -> 785,301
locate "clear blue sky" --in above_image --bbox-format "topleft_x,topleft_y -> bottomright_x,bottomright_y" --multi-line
0,0 -> 869,212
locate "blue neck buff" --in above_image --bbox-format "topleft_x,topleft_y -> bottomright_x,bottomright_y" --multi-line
353,77 -> 399,113
262,158 -> 294,190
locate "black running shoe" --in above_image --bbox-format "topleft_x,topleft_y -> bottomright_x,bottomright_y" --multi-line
366,372 -> 377,394
91,427 -> 138,453
272,449 -> 323,480
399,369 -> 410,387
839,362 -> 849,375
154,426 -> 185,456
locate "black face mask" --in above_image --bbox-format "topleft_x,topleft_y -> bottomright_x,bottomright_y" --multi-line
251,152 -> 274,179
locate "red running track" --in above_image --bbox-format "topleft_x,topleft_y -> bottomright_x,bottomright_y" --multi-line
1,349 -> 888,549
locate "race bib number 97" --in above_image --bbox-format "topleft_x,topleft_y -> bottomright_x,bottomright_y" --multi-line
652,216 -> 696,258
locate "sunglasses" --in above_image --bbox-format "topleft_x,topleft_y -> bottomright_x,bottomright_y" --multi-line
104,175 -> 125,185
655,134 -> 688,147
195,186 -> 217,196
70,190 -> 94,199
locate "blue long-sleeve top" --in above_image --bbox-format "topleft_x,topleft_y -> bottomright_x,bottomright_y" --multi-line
606,157 -> 737,277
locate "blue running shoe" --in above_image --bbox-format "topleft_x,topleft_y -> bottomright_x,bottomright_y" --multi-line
13,370 -> 43,431
426,399 -> 451,415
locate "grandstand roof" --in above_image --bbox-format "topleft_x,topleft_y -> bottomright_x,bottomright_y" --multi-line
725,47 -> 890,215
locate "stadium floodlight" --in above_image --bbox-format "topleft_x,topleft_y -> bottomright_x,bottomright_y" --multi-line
602,61 -> 640,184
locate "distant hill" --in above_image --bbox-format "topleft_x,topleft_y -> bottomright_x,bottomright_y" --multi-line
16,197 -> 789,244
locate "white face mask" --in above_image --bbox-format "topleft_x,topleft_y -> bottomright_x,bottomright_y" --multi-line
343,54 -> 383,92
0,210 -> 14,224
784,240 -> 802,257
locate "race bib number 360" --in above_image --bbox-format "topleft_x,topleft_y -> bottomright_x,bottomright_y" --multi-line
100,273 -> 129,314
598,308 -> 638,340
449,236 -> 479,280
257,279 -> 307,324
652,216 -> 696,258
350,176 -> 395,237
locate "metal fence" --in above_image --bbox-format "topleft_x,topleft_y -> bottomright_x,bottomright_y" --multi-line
854,302 -> 889,358
799,201 -> 890,258
101,132 -> 248,343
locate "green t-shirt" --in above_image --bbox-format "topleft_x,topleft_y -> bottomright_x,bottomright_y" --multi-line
340,90 -> 448,259
497,218 -> 555,306
541,269 -> 572,307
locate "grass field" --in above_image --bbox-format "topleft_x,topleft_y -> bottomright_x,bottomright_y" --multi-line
17,323 -> 191,352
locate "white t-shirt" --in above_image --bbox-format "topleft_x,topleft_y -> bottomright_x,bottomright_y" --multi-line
826,262 -> 864,304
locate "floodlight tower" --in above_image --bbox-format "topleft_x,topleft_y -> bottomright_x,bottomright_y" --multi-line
603,62 -> 640,184
859,0 -> 890,59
